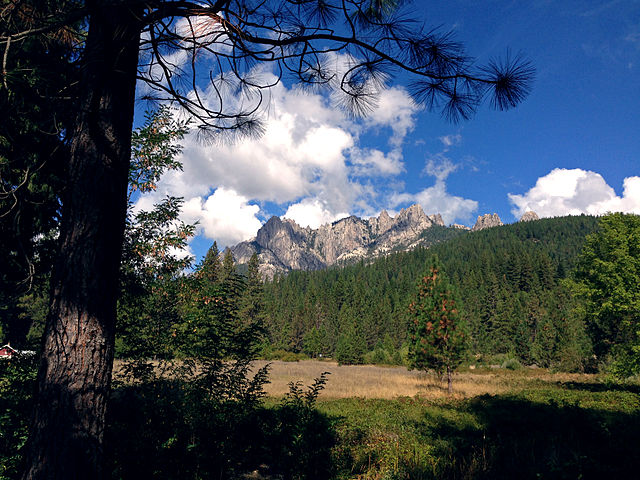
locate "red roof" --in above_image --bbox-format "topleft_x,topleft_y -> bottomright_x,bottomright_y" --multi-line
0,344 -> 18,357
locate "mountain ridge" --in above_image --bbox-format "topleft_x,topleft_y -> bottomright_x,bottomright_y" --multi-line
228,206 -> 537,278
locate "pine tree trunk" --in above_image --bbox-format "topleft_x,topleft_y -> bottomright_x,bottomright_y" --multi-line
23,4 -> 141,479
447,365 -> 453,395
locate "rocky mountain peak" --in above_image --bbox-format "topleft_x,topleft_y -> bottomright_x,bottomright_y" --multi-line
451,223 -> 471,230
428,213 -> 445,227
472,213 -> 503,232
393,204 -> 433,232
230,204 -> 448,278
519,211 -> 540,222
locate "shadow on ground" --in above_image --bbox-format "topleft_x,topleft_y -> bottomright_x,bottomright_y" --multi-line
105,379 -> 336,480
415,393 -> 640,479
104,378 -> 640,479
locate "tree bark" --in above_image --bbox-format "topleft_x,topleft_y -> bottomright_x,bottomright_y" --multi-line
447,365 -> 452,395
23,4 -> 141,479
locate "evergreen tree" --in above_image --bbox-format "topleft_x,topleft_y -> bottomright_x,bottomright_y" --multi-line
574,213 -> 640,376
303,326 -> 326,359
335,305 -> 366,365
0,0 -> 80,346
222,248 -> 236,281
117,108 -> 193,360
238,252 -> 266,346
407,257 -> 468,394
199,241 -> 222,284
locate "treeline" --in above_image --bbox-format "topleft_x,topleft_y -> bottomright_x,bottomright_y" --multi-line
116,241 -> 264,362
261,216 -> 599,370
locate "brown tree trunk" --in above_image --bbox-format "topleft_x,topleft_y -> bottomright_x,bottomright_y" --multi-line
23,4 -> 141,479
447,365 -> 453,395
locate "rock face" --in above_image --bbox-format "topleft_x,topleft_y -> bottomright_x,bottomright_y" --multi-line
450,223 -> 471,231
519,211 -> 540,222
471,213 -> 503,232
230,204 -> 448,278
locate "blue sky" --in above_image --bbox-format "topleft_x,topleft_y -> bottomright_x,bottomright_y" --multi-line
134,0 -> 640,261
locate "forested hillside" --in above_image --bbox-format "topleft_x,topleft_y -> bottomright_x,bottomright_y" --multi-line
262,215 -> 599,369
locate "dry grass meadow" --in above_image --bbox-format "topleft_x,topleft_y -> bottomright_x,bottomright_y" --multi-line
251,360 -> 595,400
113,358 -> 599,400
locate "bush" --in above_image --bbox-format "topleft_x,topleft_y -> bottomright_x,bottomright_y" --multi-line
365,348 -> 392,365
0,355 -> 38,480
262,348 -> 308,362
501,357 -> 523,370
106,371 -> 335,479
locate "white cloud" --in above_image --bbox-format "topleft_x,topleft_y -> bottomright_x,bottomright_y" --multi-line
181,187 -> 262,247
136,68 -> 420,247
349,148 -> 404,176
392,181 -> 478,225
284,198 -> 350,229
391,156 -> 477,224
365,87 -> 418,147
509,168 -> 640,218
424,155 -> 459,181
439,134 -> 462,149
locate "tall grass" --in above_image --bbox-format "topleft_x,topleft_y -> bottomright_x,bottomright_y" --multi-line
254,360 -> 600,400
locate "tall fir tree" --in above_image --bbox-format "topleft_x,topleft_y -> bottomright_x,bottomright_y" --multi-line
200,241 -> 221,284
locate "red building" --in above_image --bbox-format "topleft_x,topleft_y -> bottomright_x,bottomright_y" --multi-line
0,344 -> 18,358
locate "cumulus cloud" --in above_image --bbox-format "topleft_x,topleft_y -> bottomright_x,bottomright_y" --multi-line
392,183 -> 477,225
391,156 -> 477,224
284,198 -> 350,229
181,187 -> 262,247
134,67 -> 421,246
509,168 -> 640,218
364,87 -> 418,147
424,156 -> 459,181
349,148 -> 404,177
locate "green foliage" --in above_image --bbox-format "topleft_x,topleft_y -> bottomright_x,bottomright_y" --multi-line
303,326 -> 327,358
574,213 -> 640,377
335,319 -> 366,365
106,372 -> 334,479
0,355 -> 38,480
261,348 -> 309,362
320,381 -> 640,479
128,106 -> 189,198
199,241 -> 221,284
116,108 -> 195,359
407,258 -> 469,381
267,373 -> 335,479
501,356 -> 522,370
0,0 -> 80,346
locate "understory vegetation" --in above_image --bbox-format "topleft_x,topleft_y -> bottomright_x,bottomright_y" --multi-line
3,355 -> 640,479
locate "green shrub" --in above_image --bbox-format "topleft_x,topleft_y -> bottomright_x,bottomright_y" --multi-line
501,357 -> 522,370
365,348 -> 392,365
106,371 -> 335,479
0,355 -> 38,480
262,348 -> 308,362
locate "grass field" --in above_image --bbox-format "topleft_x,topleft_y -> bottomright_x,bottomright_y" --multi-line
106,359 -> 640,479
255,359 -> 599,399
252,360 -> 640,479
